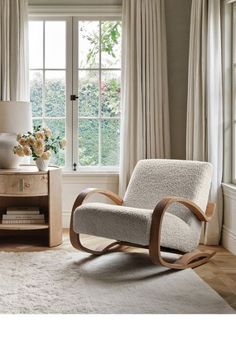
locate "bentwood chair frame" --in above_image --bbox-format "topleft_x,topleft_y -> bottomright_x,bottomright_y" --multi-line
70,188 -> 216,270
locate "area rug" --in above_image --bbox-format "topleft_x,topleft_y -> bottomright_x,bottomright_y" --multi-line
0,248 -> 233,314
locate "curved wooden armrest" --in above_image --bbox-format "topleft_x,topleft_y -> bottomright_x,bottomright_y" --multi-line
149,197 -> 216,269
70,188 -> 123,239
71,188 -> 123,214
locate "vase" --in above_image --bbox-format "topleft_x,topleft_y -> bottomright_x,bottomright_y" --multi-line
35,158 -> 50,172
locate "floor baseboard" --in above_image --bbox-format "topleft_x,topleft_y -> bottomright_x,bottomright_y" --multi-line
222,225 -> 236,255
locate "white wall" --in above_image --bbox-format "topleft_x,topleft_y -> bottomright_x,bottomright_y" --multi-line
165,0 -> 192,160
222,184 -> 236,254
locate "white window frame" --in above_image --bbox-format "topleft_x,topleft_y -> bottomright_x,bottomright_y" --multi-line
73,17 -> 121,172
29,16 -> 72,171
29,6 -> 122,173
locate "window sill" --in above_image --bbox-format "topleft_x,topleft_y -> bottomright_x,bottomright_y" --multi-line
62,169 -> 119,177
62,170 -> 119,184
222,183 -> 236,200
222,182 -> 236,190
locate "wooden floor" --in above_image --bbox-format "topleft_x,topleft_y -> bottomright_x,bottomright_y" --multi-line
195,245 -> 236,310
0,230 -> 235,311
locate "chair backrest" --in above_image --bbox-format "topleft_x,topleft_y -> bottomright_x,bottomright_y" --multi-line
123,159 -> 213,225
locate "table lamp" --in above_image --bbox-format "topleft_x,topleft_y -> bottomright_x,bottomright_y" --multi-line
0,101 -> 32,169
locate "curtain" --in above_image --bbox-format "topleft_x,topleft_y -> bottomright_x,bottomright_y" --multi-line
186,0 -> 207,161
119,0 -> 170,196
223,0 -> 233,183
186,0 -> 223,245
0,0 -> 29,101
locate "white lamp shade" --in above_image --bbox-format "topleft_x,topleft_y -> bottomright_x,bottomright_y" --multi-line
0,101 -> 32,134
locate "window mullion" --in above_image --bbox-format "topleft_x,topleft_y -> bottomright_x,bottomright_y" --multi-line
72,17 -> 79,170
65,17 -> 73,171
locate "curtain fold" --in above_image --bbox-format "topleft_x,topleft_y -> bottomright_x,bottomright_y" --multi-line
223,0 -> 233,183
186,0 -> 223,245
119,0 -> 170,196
186,0 -> 207,161
0,0 -> 29,101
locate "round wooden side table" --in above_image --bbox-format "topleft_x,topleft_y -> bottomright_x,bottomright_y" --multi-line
0,165 -> 62,247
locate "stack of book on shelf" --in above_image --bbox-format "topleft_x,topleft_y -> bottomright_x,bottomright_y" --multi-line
2,207 -> 45,224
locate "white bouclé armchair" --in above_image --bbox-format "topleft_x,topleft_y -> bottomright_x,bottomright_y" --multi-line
70,159 -> 216,269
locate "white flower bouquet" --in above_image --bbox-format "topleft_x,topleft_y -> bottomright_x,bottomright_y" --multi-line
13,125 -> 66,161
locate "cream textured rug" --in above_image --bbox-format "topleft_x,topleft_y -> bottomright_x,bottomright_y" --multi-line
0,248 -> 233,314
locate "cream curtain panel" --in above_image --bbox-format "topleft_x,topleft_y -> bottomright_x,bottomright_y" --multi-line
223,0 -> 233,183
0,0 -> 29,101
186,0 -> 223,245
119,0 -> 170,196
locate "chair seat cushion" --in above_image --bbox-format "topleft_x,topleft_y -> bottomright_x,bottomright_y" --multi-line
73,203 -> 200,253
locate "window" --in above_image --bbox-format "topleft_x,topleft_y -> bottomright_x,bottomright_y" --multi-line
29,18 -> 121,171
77,21 -> 121,168
29,20 -> 67,167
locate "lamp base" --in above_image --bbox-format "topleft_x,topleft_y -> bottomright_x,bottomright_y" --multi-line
0,133 -> 22,169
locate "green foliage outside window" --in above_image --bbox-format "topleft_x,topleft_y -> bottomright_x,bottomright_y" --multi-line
30,74 -> 42,117
30,21 -> 121,168
45,79 -> 65,117
81,21 -> 121,67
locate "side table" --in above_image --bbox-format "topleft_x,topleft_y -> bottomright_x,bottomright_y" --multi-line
0,165 -> 62,247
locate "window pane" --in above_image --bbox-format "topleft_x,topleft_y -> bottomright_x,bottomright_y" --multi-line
31,119 -> 43,165
79,21 -> 99,68
78,119 -> 99,166
101,21 -> 121,68
45,21 -> 66,69
29,21 -> 43,69
101,119 -> 120,166
45,119 -> 66,166
78,70 -> 99,117
30,71 -> 43,118
32,119 -> 43,131
101,71 -> 121,117
45,71 -> 66,117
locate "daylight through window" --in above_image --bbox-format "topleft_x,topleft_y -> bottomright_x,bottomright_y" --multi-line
29,18 -> 121,170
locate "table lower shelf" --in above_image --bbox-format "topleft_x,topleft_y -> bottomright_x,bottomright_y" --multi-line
0,223 -> 49,230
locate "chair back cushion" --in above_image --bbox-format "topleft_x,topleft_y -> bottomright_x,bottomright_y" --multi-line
123,159 -> 213,226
